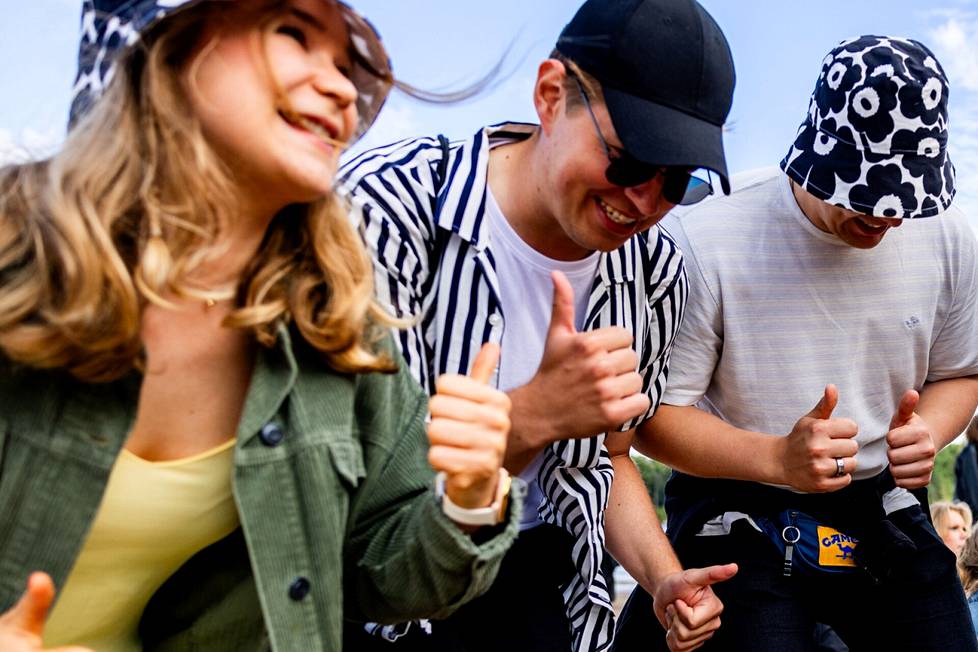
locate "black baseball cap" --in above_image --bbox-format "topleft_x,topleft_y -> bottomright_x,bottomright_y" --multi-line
556,0 -> 735,193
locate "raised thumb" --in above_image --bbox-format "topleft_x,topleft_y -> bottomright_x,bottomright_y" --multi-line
547,271 -> 577,338
469,343 -> 500,385
889,389 -> 919,430
807,384 -> 838,420
6,572 -> 55,636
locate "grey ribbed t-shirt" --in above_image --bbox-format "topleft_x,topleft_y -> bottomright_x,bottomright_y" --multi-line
662,169 -> 978,513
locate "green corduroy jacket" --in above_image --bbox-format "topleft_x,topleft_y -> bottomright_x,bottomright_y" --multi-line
0,326 -> 521,651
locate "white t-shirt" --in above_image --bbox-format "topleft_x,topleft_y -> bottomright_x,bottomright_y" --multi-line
486,188 -> 600,529
662,168 -> 978,514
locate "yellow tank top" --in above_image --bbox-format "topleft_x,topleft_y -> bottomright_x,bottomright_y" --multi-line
44,439 -> 240,652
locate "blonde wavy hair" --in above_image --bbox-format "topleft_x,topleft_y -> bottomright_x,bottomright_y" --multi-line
0,2 -> 395,382
961,525 -> 978,596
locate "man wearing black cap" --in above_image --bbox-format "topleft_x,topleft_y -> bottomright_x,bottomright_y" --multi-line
339,0 -> 737,650
616,36 -> 978,650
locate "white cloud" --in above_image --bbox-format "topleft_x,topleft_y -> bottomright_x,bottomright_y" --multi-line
929,12 -> 978,91
927,10 -> 978,231
0,126 -> 63,165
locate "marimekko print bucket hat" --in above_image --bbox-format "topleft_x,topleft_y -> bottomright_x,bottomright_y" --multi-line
781,35 -> 954,219
69,0 -> 393,142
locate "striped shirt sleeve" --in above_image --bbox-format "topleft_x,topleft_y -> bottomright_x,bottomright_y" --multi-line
622,229 -> 688,430
339,137 -> 446,393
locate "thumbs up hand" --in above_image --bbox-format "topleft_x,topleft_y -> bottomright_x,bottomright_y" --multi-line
428,343 -> 511,510
0,572 -> 93,652
778,384 -> 859,492
512,271 -> 650,448
886,389 -> 936,489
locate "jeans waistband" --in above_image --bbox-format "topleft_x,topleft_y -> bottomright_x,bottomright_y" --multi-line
664,470 -> 902,544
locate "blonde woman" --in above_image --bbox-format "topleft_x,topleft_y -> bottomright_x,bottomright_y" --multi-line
0,1 -> 520,651
933,501 -> 974,557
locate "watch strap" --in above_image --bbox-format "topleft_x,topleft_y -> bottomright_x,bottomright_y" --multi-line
436,469 -> 512,526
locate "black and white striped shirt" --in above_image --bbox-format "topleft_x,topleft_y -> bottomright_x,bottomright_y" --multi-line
339,123 -> 687,651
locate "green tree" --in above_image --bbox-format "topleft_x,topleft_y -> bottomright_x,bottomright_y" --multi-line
928,442 -> 961,503
632,454 -> 670,522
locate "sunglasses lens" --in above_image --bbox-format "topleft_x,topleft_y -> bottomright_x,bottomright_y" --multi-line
678,174 -> 714,205
605,157 -> 714,206
606,158 -> 659,188
662,169 -> 691,204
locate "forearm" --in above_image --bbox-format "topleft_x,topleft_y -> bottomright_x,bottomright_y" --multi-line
605,453 -> 681,595
917,375 -> 978,449
504,383 -> 554,473
636,404 -> 786,485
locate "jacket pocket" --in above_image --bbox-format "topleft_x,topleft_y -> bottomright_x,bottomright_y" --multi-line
328,439 -> 366,490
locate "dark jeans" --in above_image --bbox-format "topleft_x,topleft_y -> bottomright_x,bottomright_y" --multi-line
344,524 -> 575,651
613,505 -> 977,651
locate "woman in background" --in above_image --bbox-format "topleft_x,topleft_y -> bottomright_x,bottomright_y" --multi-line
932,501 -> 973,558
958,527 -> 978,635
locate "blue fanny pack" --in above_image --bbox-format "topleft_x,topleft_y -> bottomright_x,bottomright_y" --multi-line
756,510 -> 861,577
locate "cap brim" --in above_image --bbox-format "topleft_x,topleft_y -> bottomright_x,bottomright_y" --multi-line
603,86 -> 731,194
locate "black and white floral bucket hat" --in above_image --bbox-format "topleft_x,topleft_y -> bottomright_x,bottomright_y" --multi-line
69,0 -> 393,142
781,35 -> 954,219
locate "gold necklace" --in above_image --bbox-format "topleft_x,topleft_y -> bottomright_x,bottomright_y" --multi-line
198,286 -> 236,309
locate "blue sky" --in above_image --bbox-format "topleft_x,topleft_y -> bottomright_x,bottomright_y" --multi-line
4,0 -> 978,227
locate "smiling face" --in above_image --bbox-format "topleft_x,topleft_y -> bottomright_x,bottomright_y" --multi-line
183,0 -> 358,217
790,178 -> 903,249
532,60 -> 677,260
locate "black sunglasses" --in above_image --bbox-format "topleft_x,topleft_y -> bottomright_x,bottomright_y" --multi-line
571,75 -> 713,206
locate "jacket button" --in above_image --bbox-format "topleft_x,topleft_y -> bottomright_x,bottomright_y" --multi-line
259,423 -> 284,447
289,577 -> 311,601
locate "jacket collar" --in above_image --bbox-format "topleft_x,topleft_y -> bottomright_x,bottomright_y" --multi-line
434,122 -> 536,252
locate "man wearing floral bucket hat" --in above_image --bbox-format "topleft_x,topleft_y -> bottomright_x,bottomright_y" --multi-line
614,35 -> 978,650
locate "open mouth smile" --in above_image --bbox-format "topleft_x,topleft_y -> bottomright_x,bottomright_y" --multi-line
596,197 -> 639,226
852,216 -> 890,236
279,109 -> 344,147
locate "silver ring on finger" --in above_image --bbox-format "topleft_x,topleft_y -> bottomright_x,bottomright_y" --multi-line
834,457 -> 846,478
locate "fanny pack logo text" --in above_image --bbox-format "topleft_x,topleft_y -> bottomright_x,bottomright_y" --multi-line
817,526 -> 858,567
